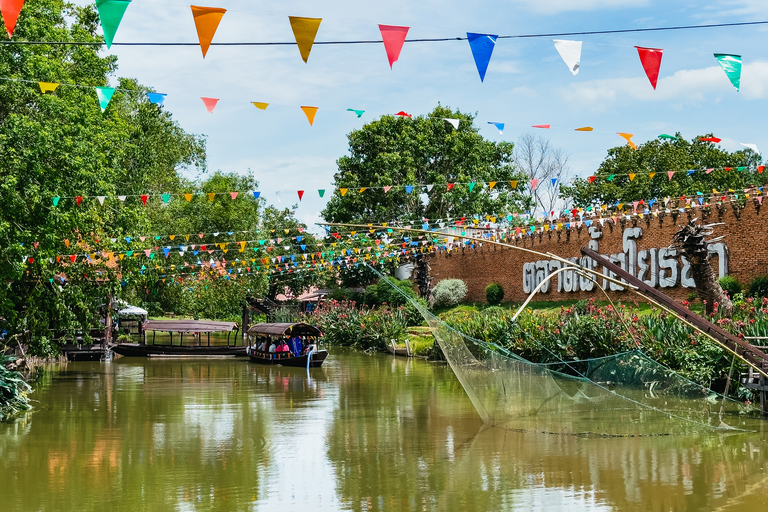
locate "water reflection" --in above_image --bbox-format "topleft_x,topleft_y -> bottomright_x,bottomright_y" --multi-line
0,351 -> 766,511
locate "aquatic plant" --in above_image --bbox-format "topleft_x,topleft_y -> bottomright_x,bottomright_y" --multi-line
0,355 -> 31,420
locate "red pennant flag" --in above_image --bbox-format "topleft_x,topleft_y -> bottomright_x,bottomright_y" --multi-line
395,111 -> 411,117
379,25 -> 409,68
297,190 -> 304,201
201,97 -> 219,113
759,165 -> 765,174
0,0 -> 25,38
69,255 -> 76,262
141,194 -> 149,205
700,137 -> 721,143
635,46 -> 663,89
588,176 -> 597,183
230,192 -> 238,200
532,124 -> 550,129
447,183 -> 454,191
75,196 -> 83,205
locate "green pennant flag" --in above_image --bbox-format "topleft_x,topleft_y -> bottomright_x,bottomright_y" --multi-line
95,86 -> 116,111
468,182 -> 476,192
161,193 -> 171,203
318,189 -> 325,197
52,196 -> 60,207
658,134 -> 678,140
714,54 -> 741,91
607,174 -> 616,182
96,0 -> 131,49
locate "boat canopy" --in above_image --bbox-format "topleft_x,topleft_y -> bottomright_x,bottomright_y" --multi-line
142,320 -> 238,333
247,322 -> 322,337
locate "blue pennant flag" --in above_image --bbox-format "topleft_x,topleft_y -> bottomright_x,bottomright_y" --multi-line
467,33 -> 498,82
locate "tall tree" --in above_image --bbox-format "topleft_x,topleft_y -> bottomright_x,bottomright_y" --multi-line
322,106 -> 530,224
560,135 -> 762,209
514,133 -> 571,215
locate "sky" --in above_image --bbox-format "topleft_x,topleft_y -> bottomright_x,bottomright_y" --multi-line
72,0 -> 768,231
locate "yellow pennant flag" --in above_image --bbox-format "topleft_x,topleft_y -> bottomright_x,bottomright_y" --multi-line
207,193 -> 215,202
629,173 -> 636,181
119,254 -> 124,260
575,126 -> 594,131
169,235 -> 175,240
301,106 -> 318,126
252,102 -> 268,110
239,241 -> 246,252
340,188 -> 348,196
617,132 -> 637,150
648,172 -> 656,179
509,180 -> 518,189
359,187 -> 367,193
39,82 -> 59,93
288,16 -> 322,63
184,193 -> 193,201
488,181 -> 496,189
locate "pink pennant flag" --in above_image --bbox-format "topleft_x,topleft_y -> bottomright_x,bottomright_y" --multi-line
230,192 -> 238,200
201,97 -> 219,113
383,186 -> 392,193
532,124 -> 550,129
530,179 -> 539,189
635,47 -> 663,89
705,168 -> 714,174
379,25 -> 409,68
144,249 -> 151,257
668,171 -> 675,181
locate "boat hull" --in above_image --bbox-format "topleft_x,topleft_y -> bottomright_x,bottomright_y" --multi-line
112,343 -> 247,357
247,348 -> 328,367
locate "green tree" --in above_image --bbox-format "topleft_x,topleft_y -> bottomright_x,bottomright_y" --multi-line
560,135 -> 763,209
322,106 -> 530,224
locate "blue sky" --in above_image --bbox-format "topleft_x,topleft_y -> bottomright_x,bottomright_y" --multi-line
75,0 -> 768,229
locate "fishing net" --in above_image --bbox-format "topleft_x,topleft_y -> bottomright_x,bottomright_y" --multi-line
368,264 -> 760,436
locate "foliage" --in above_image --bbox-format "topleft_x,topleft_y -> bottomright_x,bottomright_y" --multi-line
364,277 -> 416,306
302,300 -> 408,350
747,276 -> 768,299
560,135 -> 762,209
485,283 -> 504,305
0,355 -> 31,420
718,275 -> 742,298
322,105 -> 531,224
431,279 -> 468,307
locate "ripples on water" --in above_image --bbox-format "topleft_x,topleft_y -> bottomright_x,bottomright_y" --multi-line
0,350 -> 767,511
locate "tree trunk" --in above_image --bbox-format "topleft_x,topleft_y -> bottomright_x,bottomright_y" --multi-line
671,220 -> 733,317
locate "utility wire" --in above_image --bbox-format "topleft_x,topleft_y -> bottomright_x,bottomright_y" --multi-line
0,20 -> 765,46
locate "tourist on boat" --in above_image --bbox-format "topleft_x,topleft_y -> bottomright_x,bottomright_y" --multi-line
288,335 -> 303,356
258,339 -> 268,352
268,341 -> 277,353
277,338 -> 290,353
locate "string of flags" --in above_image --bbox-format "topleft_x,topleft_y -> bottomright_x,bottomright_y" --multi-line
0,2 -> 750,89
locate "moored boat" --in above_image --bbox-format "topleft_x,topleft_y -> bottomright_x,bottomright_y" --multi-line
246,322 -> 328,367
112,319 -> 244,357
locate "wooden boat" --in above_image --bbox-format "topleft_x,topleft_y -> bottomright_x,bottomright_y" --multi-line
112,320 -> 245,357
246,322 -> 328,367
63,344 -> 107,361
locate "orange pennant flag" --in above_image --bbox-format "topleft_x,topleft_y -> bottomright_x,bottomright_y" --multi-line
289,16 -> 322,63
575,126 -> 593,132
207,193 -> 215,202
617,132 -> 637,150
488,181 -> 496,189
340,188 -> 348,196
39,82 -> 59,93
184,193 -> 193,201
190,6 -> 226,58
301,106 -> 318,126
201,97 -> 219,113
252,102 -> 268,110
0,0 -> 25,38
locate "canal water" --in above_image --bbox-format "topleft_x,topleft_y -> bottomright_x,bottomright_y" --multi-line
1,349 -> 767,511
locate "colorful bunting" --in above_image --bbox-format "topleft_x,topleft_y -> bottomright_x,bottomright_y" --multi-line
289,16 -> 322,63
95,0 -> 130,49
0,0 -> 25,38
714,53 -> 741,91
467,32 -> 497,82
347,108 -> 364,118
230,192 -> 238,200
509,180 -> 518,188
488,122 -> 504,134
95,87 -> 115,112
297,190 -> 304,201
207,193 -> 215,202
253,191 -> 260,199
530,179 -> 539,189
340,188 -> 348,196
318,189 -> 325,197
552,39 -> 581,75
379,25 -> 409,68
575,126 -> 593,132
301,106 -> 318,126
658,134 -> 678,139
405,185 -> 414,194
442,118 -> 460,129
384,186 -> 392,193
635,46 -> 663,89
617,132 -> 637,150
191,5 -> 226,58
52,196 -> 60,206
395,111 -> 411,118
700,137 -> 721,143
252,102 -> 268,110
201,97 -> 219,113
146,92 -> 166,105
532,124 -> 550,129
39,82 -> 58,93
668,171 -> 675,180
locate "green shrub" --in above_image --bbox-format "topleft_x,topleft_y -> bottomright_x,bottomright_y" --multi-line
748,276 -> 768,298
718,275 -> 742,298
431,279 -> 468,307
485,283 -> 504,305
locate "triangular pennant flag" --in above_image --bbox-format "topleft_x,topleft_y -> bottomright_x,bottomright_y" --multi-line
447,183 -> 454,191
509,180 -> 518,189
301,106 -> 318,126
140,194 -> 148,205
551,178 -> 558,186
252,102 -> 268,110
488,122 -> 504,134
96,0 -> 130,49
659,134 -> 678,139
575,126 -> 593,131
468,182 -> 476,192
161,193 -> 171,204
635,46 -> 663,89
467,33 -> 497,82
297,190 -> 304,201
443,118 -> 460,129
426,184 -> 434,192
118,195 -> 126,202
230,191 -> 238,200
146,92 -> 166,105
190,5 -> 226,58
358,187 -> 367,193
552,39 -> 581,75
587,176 -> 596,183
714,54 -> 741,91
75,196 -> 83,205
97,195 -> 106,205
488,181 -> 496,189
346,108 -> 364,118
668,171 -> 675,180
649,172 -> 657,179
289,16 -> 322,63
207,193 -> 215,202
530,179 -> 539,189
252,191 -> 260,199
405,185 -> 414,194
629,173 -> 636,181
741,143 -> 760,154
0,0 -> 25,38
39,82 -> 58,93
317,189 -> 325,197
52,196 -> 60,206
340,188 -> 348,196
532,124 -> 550,129
617,132 -> 637,149
183,193 -> 193,201
383,186 -> 392,193
379,24 -> 409,68
201,97 -> 218,113
95,87 -> 115,112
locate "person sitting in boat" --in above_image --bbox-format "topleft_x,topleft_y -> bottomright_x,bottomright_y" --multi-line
258,339 -> 269,352
277,338 -> 290,353
268,341 -> 277,353
288,335 -> 303,356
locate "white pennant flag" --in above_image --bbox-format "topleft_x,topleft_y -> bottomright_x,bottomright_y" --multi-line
741,143 -> 760,154
426,184 -> 434,192
442,118 -> 460,129
553,39 -> 582,75
97,196 -> 106,205
118,195 -> 126,202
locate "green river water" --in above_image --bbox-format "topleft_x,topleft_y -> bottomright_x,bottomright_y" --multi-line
1,349 -> 767,511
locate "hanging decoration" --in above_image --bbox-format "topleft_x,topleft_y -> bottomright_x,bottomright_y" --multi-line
301,105 -> 318,125
617,132 -> 637,149
347,108 -> 364,118
39,82 -> 58,93
467,32 -> 497,82
714,53 -> 742,91
95,86 -> 115,111
379,24 -> 409,68
146,92 -> 166,104
190,5 -> 227,58
0,0 -> 25,38
487,122 -> 504,134
289,16 -> 322,63
552,39 -> 581,75
252,102 -> 268,110
635,46 -> 663,89
201,97 -> 219,113
95,0 -> 131,49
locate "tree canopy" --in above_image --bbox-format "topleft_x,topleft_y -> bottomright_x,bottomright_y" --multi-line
322,106 -> 531,224
560,135 -> 763,209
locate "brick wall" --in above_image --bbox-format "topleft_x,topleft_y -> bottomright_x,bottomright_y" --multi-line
427,199 -> 768,303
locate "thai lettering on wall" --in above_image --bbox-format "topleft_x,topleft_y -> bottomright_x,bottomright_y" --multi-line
521,226 -> 728,294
